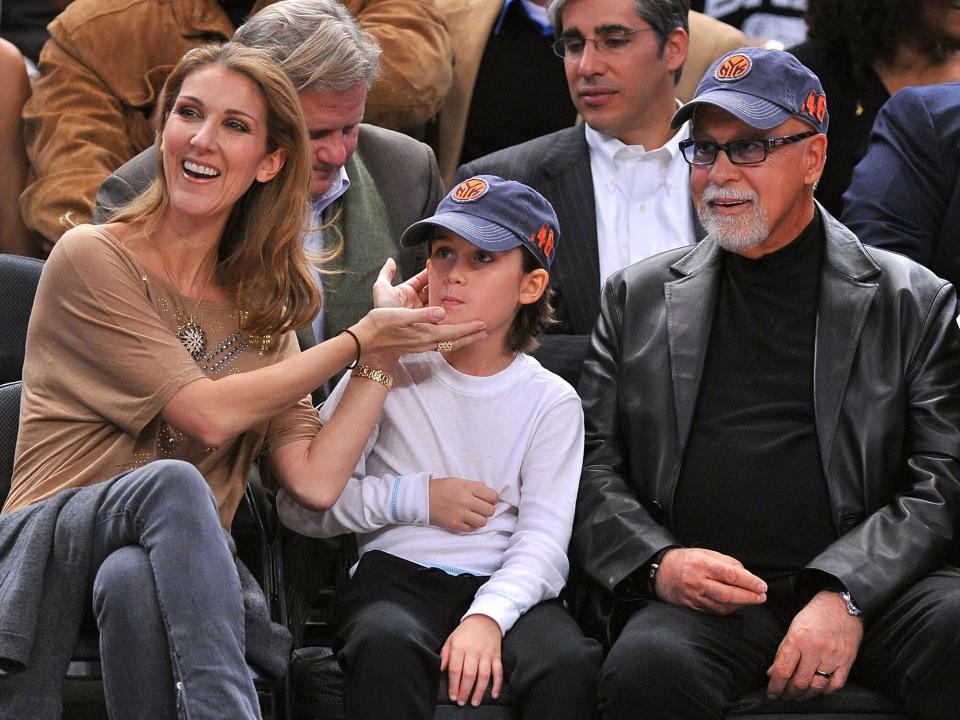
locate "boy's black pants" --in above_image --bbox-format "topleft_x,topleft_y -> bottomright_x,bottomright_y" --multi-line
333,550 -> 602,720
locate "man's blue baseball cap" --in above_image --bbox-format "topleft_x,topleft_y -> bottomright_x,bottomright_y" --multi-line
671,46 -> 829,134
401,175 -> 559,272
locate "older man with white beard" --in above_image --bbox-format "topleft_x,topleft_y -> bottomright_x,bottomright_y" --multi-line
570,47 -> 960,720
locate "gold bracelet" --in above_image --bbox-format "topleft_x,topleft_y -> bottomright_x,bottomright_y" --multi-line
351,363 -> 394,391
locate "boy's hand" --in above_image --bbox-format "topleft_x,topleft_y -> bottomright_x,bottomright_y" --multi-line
372,258 -> 429,310
440,614 -> 504,707
429,477 -> 498,532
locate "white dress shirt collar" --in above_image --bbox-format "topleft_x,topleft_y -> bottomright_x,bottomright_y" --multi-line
585,115 -> 696,286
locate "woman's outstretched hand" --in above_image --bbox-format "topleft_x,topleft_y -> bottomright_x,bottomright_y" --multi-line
358,259 -> 486,355
373,258 -> 429,310
351,305 -> 485,356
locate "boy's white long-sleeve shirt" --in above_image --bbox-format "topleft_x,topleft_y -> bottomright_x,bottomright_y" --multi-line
277,351 -> 584,635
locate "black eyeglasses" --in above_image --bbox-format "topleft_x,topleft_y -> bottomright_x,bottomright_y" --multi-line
551,27 -> 656,59
679,131 -> 817,166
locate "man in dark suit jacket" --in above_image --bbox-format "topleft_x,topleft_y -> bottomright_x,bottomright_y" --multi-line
842,82 -> 960,289
456,0 -> 707,386
94,0 -> 442,352
576,47 -> 960,719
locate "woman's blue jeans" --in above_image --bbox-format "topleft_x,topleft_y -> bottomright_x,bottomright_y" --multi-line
89,459 -> 261,720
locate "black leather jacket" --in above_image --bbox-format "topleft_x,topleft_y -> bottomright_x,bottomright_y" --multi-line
572,207 -> 960,642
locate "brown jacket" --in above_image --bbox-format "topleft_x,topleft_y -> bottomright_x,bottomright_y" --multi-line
21,0 -> 453,249
434,2 -> 748,184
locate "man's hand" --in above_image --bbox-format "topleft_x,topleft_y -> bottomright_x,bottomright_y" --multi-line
766,590 -> 864,701
429,477 -> 498,532
441,614 -> 504,707
372,258 -> 429,310
656,548 -> 768,615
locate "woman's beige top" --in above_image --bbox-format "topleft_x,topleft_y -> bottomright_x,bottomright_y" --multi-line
3,226 -> 321,527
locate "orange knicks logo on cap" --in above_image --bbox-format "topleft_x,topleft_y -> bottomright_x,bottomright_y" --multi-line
529,223 -> 555,259
452,178 -> 489,203
714,53 -> 752,82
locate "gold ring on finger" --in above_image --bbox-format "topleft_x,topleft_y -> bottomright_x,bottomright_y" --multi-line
436,340 -> 454,353
813,670 -> 833,679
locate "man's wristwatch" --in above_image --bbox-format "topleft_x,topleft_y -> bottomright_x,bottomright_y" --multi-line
839,590 -> 862,617
646,548 -> 673,597
647,560 -> 661,597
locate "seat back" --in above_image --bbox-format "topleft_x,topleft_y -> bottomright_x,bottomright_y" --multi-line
0,381 -> 22,505
0,254 -> 43,384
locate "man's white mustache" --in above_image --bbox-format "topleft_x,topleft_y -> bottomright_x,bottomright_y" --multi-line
701,185 -> 759,204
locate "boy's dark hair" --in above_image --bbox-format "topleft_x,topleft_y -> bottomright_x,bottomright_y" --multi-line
507,249 -> 557,354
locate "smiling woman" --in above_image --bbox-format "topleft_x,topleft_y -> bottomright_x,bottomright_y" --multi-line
162,68 -> 283,224
111,43 -> 316,341
0,42 -> 485,720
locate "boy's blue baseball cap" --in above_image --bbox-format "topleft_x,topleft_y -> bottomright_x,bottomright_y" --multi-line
671,46 -> 829,134
401,175 -> 559,272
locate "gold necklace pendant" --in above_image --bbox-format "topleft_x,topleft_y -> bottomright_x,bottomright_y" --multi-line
177,318 -> 208,360
152,240 -> 217,362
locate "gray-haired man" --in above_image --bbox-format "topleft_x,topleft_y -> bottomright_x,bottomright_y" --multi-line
96,0 -> 443,353
574,47 -> 960,719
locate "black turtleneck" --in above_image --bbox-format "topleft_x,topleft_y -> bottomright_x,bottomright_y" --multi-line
673,214 -> 837,588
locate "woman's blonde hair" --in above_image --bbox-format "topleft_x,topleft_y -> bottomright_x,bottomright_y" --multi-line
111,42 -> 318,338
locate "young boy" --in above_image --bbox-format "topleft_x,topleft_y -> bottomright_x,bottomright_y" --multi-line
278,175 -> 601,719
